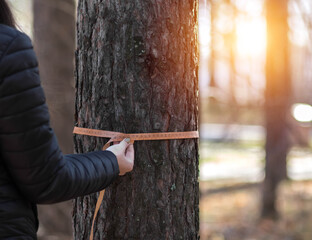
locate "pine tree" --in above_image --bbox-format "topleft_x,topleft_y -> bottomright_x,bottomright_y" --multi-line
73,1 -> 200,239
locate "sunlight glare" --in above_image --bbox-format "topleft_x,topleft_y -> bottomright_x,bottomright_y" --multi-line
236,18 -> 266,57
236,0 -> 264,16
288,0 -> 310,47
199,21 -> 210,47
199,13 -> 211,58
292,103 -> 312,123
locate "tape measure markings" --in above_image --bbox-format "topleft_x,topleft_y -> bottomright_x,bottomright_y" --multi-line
74,127 -> 199,141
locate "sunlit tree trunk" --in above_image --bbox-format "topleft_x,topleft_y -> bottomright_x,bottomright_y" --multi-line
73,1 -> 199,239
262,0 -> 291,218
209,0 -> 216,89
33,0 -> 76,238
228,0 -> 238,123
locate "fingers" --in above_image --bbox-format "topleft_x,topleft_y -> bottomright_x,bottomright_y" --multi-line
125,144 -> 134,160
106,138 -> 134,176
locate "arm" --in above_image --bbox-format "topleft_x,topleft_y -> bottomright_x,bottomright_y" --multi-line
0,30 -> 119,204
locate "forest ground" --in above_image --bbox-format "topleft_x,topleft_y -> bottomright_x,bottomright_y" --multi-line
199,140 -> 312,240
200,180 -> 312,240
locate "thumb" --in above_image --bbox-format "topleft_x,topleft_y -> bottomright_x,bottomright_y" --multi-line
118,138 -> 131,150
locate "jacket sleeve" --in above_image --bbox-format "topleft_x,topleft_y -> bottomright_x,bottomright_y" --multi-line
0,31 -> 119,204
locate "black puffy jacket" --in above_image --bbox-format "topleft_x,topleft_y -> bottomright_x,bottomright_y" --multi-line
0,24 -> 119,239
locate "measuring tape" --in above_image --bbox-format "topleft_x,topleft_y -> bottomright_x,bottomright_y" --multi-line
73,126 -> 199,240
74,127 -> 199,149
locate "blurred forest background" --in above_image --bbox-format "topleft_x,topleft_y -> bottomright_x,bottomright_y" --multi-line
8,0 -> 312,239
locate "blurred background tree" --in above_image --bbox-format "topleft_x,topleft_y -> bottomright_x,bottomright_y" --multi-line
33,0 -> 76,239
262,0 -> 291,219
34,0 -> 75,155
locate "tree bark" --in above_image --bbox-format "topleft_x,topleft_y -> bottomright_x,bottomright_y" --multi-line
262,0 -> 291,219
73,1 -> 199,239
33,0 -> 76,238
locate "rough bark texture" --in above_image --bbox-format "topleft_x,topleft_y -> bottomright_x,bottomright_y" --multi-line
73,0 -> 199,239
33,1 -> 76,238
262,0 -> 291,218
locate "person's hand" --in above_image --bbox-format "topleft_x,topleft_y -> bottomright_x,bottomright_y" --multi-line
106,138 -> 134,176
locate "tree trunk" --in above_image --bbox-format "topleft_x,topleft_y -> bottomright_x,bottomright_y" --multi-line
209,0 -> 216,89
262,0 -> 291,219
73,1 -> 199,239
228,0 -> 238,123
33,0 -> 75,155
33,1 -> 76,238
